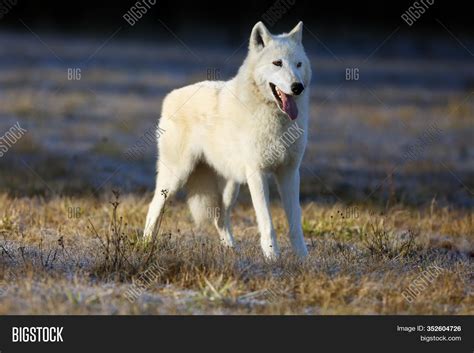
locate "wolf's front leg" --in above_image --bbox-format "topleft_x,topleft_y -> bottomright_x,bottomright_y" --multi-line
246,171 -> 280,259
275,167 -> 308,258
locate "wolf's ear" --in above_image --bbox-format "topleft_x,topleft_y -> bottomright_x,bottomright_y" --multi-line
288,21 -> 303,43
250,21 -> 272,52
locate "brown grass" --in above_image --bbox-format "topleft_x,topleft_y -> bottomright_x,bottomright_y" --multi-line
0,191 -> 472,315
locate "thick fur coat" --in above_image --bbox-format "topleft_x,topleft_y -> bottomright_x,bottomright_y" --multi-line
144,21 -> 312,259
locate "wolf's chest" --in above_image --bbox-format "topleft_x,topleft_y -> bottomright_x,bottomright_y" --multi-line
254,118 -> 306,169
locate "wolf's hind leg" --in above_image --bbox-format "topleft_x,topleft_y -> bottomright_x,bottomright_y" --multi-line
143,160 -> 187,239
186,165 -> 239,248
186,163 -> 220,226
214,180 -> 240,248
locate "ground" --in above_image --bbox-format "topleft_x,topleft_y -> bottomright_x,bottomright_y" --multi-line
0,27 -> 472,314
0,192 -> 472,314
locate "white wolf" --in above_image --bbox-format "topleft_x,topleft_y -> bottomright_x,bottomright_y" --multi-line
143,21 -> 311,259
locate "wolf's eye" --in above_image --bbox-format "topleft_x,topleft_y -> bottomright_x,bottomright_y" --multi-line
297,62 -> 302,68
272,60 -> 282,67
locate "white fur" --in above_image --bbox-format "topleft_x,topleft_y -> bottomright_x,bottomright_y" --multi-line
143,21 -> 311,259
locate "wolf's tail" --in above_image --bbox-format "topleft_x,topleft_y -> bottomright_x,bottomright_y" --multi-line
186,163 -> 221,226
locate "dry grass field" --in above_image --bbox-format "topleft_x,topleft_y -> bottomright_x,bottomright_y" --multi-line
0,28 -> 473,314
0,191 -> 472,314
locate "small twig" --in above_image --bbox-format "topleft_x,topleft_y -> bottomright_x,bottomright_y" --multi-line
0,245 -> 15,261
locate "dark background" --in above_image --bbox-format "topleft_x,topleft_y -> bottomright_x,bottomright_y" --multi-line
0,0 -> 472,207
2,0 -> 474,36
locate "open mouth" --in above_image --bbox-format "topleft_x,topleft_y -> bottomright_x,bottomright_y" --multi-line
269,83 -> 298,120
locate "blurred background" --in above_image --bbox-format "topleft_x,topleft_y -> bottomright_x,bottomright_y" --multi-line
0,0 -> 473,208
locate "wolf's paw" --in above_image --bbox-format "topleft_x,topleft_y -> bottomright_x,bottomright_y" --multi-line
261,241 -> 280,261
141,229 -> 153,242
220,237 -> 236,248
294,244 -> 309,258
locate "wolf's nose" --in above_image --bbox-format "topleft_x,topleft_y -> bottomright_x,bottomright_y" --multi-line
291,82 -> 304,95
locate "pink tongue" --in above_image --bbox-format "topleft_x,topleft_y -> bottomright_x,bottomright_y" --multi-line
280,92 -> 298,120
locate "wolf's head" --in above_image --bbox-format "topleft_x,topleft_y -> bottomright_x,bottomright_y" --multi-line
246,21 -> 311,121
